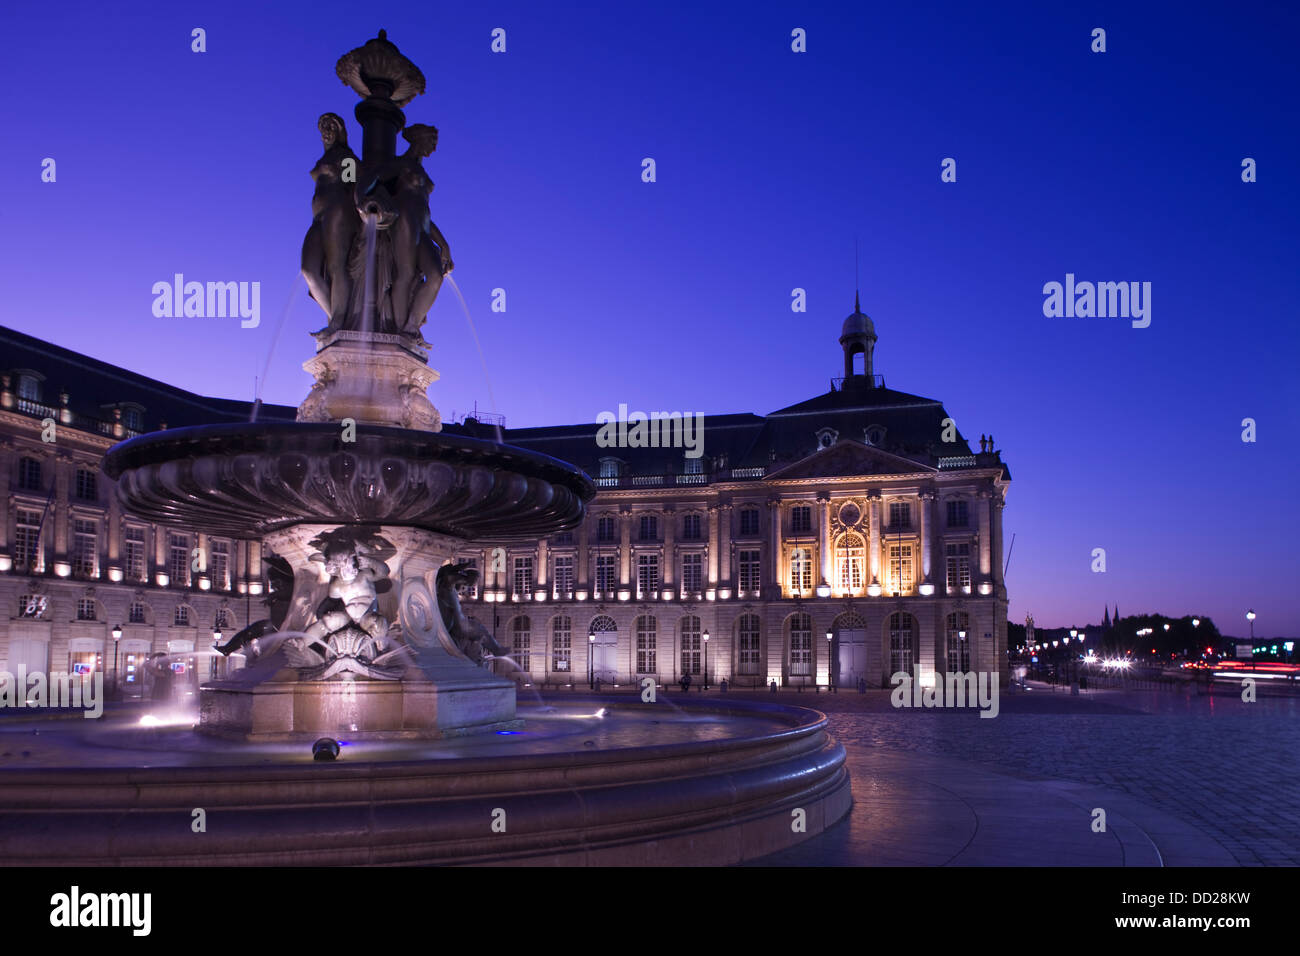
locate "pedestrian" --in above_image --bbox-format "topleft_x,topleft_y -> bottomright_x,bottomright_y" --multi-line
680,672 -> 692,694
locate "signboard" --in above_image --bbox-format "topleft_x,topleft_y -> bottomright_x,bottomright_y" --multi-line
1235,643 -> 1253,660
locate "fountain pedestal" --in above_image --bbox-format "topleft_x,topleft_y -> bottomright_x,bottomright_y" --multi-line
298,331 -> 441,432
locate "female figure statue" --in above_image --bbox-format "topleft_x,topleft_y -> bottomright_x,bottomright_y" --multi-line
388,124 -> 454,338
301,113 -> 361,332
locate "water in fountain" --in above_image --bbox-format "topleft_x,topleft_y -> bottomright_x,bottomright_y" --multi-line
250,271 -> 306,423
445,273 -> 503,443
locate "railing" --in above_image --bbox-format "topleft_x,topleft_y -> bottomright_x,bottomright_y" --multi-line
830,375 -> 885,391
593,467 -> 765,489
937,456 -> 977,470
9,399 -> 141,440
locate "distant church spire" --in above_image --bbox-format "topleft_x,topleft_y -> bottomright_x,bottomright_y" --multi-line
1103,606 -> 1111,630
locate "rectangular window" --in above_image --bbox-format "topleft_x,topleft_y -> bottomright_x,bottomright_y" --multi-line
76,597 -> 97,621
459,556 -> 479,599
738,617 -> 761,675
946,543 -> 971,594
553,555 -> 574,596
552,531 -> 574,546
790,505 -> 812,534
680,617 -> 701,675
739,549 -> 761,592
210,540 -> 230,590
789,616 -> 812,677
129,601 -> 148,625
946,500 -> 969,528
18,457 -> 42,492
681,513 -> 701,540
681,553 -> 703,594
595,555 -> 617,594
637,553 -> 660,595
790,547 -> 813,593
169,534 -> 190,586
19,594 -> 47,618
74,468 -> 97,502
635,618 -> 657,673
739,509 -> 760,536
511,618 -> 531,671
73,519 -> 97,577
124,526 -> 146,582
889,500 -> 911,529
684,456 -> 702,475
174,605 -> 191,627
15,507 -> 42,572
888,544 -> 914,595
552,617 -> 572,672
638,514 -> 658,541
596,515 -> 616,543
512,556 -> 534,597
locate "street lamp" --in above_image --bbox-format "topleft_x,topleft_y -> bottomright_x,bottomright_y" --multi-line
211,628 -> 222,680
702,630 -> 710,691
826,630 -> 835,692
111,624 -> 122,701
1192,618 -> 1200,628
1246,610 -> 1256,642
588,634 -> 595,689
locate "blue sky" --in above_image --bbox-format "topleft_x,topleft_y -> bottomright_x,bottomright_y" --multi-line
3,0 -> 1297,636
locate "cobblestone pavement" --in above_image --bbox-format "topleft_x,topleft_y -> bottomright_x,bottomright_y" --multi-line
739,683 -> 1300,866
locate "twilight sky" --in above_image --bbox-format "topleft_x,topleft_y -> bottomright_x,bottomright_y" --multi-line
2,1 -> 1297,636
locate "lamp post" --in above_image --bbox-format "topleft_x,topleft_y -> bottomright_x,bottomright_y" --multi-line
211,629 -> 222,681
588,633 -> 595,689
702,630 -> 710,691
1246,610 -> 1255,642
111,624 -> 122,701
826,630 -> 835,693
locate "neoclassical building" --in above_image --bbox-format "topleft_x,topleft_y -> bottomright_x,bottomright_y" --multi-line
0,301 -> 1009,694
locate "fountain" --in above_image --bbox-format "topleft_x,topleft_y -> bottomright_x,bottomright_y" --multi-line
0,33 -> 850,864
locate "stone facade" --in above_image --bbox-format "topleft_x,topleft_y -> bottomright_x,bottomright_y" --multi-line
0,304 -> 1009,693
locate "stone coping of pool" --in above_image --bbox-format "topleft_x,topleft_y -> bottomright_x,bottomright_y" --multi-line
0,697 -> 851,866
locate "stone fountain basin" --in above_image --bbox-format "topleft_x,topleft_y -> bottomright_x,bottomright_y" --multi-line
0,698 -> 851,866
102,422 -> 595,539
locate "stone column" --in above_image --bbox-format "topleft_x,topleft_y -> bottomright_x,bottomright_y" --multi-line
537,538 -> 548,592
53,451 -> 71,558
768,497 -> 782,594
577,520 -> 589,588
662,507 -> 675,587
867,492 -> 881,593
991,491 -> 1005,587
919,490 -> 934,586
619,507 -> 631,587
153,522 -> 166,579
107,487 -> 121,566
978,489 -> 992,580
706,504 -> 719,586
718,503 -> 733,590
818,493 -> 832,589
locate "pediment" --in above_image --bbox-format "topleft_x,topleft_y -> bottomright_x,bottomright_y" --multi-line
765,440 -> 933,480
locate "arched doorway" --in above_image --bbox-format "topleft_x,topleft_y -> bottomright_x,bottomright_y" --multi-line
588,615 -> 618,684
831,611 -> 867,688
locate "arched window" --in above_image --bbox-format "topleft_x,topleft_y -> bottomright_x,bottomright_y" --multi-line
788,613 -> 812,677
889,612 -> 915,677
680,615 -> 701,675
552,616 -> 572,672
946,612 -> 971,673
589,615 -> 617,635
510,616 -> 532,670
836,532 -> 865,593
635,615 -> 657,673
738,614 -> 761,675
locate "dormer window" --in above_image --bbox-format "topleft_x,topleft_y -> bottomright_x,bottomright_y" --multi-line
815,427 -> 838,450
598,458 -> 620,479
15,372 -> 42,402
864,424 -> 887,446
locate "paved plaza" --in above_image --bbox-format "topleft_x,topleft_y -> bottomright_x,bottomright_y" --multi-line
738,682 -> 1300,866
